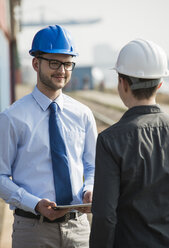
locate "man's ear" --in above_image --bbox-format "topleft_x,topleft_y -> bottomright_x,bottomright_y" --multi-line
119,76 -> 124,85
32,57 -> 39,72
123,79 -> 129,92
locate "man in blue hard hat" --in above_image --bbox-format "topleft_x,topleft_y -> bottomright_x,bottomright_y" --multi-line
0,25 -> 97,248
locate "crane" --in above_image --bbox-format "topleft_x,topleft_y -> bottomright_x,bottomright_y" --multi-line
21,18 -> 102,27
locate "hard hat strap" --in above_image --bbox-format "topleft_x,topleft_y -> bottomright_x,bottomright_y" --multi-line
130,77 -> 161,90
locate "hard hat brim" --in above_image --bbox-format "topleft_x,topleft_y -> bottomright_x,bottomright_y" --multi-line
29,49 -> 78,57
109,66 -> 169,79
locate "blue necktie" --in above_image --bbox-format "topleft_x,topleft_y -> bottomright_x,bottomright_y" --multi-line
49,102 -> 73,205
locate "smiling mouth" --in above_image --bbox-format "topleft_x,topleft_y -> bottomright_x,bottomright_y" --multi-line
52,75 -> 65,79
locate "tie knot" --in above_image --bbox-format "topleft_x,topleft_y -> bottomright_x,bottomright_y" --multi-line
49,102 -> 58,113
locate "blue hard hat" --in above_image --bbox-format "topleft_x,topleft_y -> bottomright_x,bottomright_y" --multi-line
29,25 -> 78,56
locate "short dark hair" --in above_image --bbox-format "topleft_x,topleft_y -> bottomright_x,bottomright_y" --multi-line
33,51 -> 48,57
118,73 -> 159,100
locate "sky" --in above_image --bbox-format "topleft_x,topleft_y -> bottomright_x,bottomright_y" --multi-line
18,0 -> 169,63
17,0 -> 169,88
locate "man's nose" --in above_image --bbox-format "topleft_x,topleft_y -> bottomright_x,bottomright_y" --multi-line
57,64 -> 65,72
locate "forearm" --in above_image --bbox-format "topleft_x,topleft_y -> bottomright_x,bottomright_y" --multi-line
83,111 -> 97,191
90,215 -> 116,248
90,134 -> 120,247
0,175 -> 40,213
83,166 -> 94,192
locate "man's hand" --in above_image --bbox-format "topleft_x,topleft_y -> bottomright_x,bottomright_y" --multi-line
83,191 -> 93,204
35,199 -> 69,221
75,191 -> 93,213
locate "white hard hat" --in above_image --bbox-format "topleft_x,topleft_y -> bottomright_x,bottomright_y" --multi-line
113,39 -> 169,79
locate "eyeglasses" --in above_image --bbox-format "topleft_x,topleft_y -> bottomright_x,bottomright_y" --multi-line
37,56 -> 76,71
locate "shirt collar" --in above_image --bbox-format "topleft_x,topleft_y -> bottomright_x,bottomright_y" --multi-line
32,86 -> 64,111
54,93 -> 64,111
121,104 -> 162,120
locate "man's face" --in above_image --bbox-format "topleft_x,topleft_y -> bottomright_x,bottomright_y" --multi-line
37,53 -> 74,91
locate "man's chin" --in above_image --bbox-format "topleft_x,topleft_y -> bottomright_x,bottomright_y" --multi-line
52,81 -> 65,90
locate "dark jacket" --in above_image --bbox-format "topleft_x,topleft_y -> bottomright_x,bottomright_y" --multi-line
90,105 -> 169,248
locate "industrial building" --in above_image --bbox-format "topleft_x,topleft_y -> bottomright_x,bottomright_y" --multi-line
0,0 -> 21,111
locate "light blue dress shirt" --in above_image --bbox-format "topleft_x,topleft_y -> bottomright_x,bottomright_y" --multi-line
0,87 -> 97,214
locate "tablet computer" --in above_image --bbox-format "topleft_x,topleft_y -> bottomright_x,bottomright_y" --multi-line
53,203 -> 91,210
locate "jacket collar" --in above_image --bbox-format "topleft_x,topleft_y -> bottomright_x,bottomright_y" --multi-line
121,105 -> 162,120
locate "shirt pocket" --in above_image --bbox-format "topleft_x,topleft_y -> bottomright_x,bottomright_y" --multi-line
65,128 -> 86,158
